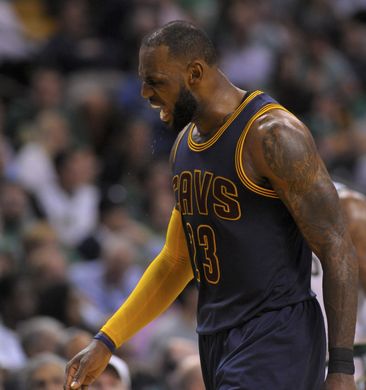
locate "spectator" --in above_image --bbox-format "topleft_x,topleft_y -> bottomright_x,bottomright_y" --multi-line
25,245 -> 68,292
115,118 -> 159,217
34,148 -> 99,248
147,282 -> 197,365
302,31 -> 359,98
37,282 -> 86,328
333,0 -> 366,17
0,319 -> 26,373
270,44 -> 314,117
0,250 -> 16,278
0,179 -> 35,260
0,101 -> 16,179
5,68 -> 65,149
156,338 -> 199,387
169,355 -> 205,390
69,85 -> 122,157
21,353 -> 66,390
217,0 -> 276,89
36,0 -> 121,73
69,237 -> 142,325
17,317 -> 65,358
22,222 -> 59,255
78,186 -> 152,261
15,109 -> 71,192
0,1 -> 30,61
90,355 -> 131,390
341,10 -> 366,89
58,328 -> 92,361
0,274 -> 37,330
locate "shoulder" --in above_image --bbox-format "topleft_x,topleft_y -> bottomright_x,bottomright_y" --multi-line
255,109 -> 313,154
245,108 -> 319,183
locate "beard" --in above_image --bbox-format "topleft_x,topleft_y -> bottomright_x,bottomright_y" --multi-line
172,86 -> 198,133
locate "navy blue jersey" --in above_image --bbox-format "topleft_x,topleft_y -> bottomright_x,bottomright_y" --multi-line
172,90 -> 313,335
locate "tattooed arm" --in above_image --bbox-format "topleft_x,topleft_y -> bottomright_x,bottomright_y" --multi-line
246,109 -> 358,387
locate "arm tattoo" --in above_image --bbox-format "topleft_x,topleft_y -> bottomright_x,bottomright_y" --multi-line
262,123 -> 317,194
261,119 -> 358,350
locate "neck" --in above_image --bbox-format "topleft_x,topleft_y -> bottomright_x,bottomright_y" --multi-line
193,70 -> 246,136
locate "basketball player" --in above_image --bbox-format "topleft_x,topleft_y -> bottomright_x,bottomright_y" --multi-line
64,21 -> 358,389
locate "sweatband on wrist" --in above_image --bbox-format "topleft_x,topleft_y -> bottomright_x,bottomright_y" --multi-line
93,331 -> 116,353
328,347 -> 355,375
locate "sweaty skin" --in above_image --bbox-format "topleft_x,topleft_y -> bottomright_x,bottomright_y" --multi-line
64,30 -> 358,390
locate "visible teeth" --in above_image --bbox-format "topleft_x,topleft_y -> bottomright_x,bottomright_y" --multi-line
160,109 -> 169,122
150,103 -> 169,122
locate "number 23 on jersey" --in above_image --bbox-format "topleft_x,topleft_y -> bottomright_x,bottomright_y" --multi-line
186,222 -> 221,284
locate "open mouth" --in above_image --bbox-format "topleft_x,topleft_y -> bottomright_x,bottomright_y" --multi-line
150,103 -> 171,123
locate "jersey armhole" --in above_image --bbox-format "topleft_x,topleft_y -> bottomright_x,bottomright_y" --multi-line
235,104 -> 291,199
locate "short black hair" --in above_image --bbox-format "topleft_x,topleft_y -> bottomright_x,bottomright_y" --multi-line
141,20 -> 217,65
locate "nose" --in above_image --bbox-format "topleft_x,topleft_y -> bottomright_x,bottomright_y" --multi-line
140,81 -> 154,99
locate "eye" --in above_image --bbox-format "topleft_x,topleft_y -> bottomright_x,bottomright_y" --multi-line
146,78 -> 162,87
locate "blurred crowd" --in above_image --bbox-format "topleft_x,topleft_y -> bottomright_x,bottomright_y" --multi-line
0,0 -> 366,389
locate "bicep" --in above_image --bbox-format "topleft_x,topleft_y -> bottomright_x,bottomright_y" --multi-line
257,115 -> 347,261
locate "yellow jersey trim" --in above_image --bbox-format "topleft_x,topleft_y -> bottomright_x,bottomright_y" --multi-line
188,90 -> 264,152
235,104 -> 290,199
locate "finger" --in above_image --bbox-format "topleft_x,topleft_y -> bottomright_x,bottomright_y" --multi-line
70,360 -> 88,389
70,381 -> 80,390
64,363 -> 79,389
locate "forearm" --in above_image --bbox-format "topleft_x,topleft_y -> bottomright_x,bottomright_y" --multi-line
101,248 -> 193,347
101,208 -> 193,347
322,240 -> 358,350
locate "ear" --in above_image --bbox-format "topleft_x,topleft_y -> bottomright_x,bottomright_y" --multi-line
187,61 -> 204,86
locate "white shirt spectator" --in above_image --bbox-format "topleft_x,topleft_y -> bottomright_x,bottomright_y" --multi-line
36,181 -> 99,247
16,142 -> 56,192
0,1 -> 30,61
0,321 -> 26,370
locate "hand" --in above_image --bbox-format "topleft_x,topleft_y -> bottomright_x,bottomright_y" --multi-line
64,339 -> 112,389
324,373 -> 357,390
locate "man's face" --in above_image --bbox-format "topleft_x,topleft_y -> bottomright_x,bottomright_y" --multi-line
90,367 -> 128,390
30,362 -> 64,390
139,45 -> 198,133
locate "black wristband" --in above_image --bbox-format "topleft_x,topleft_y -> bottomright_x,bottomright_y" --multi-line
328,347 -> 355,375
93,331 -> 116,353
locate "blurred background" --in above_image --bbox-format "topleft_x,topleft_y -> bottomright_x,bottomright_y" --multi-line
0,0 -> 366,389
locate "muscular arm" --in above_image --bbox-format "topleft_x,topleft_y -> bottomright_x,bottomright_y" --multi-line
247,109 -> 358,350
